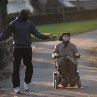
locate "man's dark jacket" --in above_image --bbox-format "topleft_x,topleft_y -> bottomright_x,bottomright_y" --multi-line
0,17 -> 49,48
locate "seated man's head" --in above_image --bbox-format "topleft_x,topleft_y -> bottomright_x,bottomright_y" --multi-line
59,32 -> 70,42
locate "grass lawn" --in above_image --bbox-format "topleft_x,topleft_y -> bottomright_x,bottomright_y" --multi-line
32,19 -> 97,42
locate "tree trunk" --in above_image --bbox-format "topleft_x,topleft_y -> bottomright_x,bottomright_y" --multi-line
0,0 -> 8,32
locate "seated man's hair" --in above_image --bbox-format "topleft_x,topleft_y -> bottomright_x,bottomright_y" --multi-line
58,32 -> 70,41
62,33 -> 70,37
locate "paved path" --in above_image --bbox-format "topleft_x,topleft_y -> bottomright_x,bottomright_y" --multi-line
0,30 -> 97,97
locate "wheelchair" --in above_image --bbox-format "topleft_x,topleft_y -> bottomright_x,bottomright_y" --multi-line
53,56 -> 81,89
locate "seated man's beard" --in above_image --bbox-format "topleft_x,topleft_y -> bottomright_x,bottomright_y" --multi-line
62,40 -> 70,46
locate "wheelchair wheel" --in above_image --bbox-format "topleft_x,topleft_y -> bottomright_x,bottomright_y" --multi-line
54,77 -> 58,89
76,71 -> 81,88
53,72 -> 58,89
77,76 -> 81,88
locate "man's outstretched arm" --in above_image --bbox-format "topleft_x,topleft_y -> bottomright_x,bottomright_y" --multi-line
0,22 -> 13,41
31,23 -> 54,40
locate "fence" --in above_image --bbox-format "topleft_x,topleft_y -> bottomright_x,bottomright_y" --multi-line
8,9 -> 97,25
30,9 -> 97,25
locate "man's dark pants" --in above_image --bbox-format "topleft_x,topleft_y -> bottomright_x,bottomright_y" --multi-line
12,47 -> 33,88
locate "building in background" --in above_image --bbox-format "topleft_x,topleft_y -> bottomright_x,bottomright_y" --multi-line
7,0 -> 33,14
7,0 -> 97,14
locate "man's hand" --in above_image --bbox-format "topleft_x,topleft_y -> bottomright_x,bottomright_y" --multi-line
47,34 -> 57,39
75,53 -> 80,59
52,53 -> 60,59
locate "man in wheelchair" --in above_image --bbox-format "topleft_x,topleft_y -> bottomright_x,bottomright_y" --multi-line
52,32 -> 80,88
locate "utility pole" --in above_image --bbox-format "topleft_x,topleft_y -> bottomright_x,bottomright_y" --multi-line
77,0 -> 80,11
62,0 -> 65,21
76,0 -> 80,21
